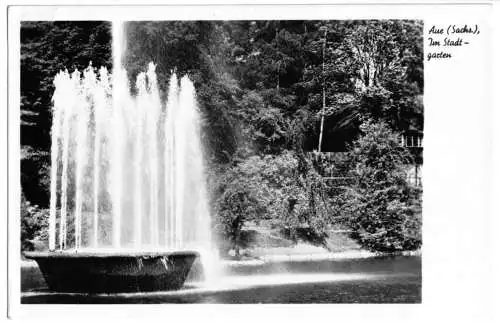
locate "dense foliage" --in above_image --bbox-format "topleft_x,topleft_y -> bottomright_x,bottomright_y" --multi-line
122,20 -> 423,159
213,151 -> 331,255
21,194 -> 49,252
341,120 -> 422,252
20,20 -> 423,254
21,21 -> 112,205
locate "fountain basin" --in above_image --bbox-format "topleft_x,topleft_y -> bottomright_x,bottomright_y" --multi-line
24,250 -> 199,293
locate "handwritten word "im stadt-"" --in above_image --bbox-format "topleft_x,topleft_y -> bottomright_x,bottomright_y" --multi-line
428,37 -> 465,47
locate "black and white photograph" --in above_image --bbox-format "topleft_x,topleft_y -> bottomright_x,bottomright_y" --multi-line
4,1 -> 499,323
18,18 -> 423,304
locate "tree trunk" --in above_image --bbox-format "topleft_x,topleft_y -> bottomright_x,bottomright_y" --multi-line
233,242 -> 240,258
317,28 -> 327,152
232,216 -> 242,258
277,60 -> 280,91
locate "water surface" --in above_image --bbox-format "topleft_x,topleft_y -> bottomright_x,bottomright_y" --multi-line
22,255 -> 421,303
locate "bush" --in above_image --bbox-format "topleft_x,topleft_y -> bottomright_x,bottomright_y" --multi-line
21,194 -> 49,252
213,150 -> 332,256
341,120 -> 422,252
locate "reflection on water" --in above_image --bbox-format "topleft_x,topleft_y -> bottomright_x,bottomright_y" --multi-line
22,256 -> 421,304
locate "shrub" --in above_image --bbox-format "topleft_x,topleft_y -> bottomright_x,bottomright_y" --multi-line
341,120 -> 422,252
213,150 -> 332,256
21,194 -> 49,252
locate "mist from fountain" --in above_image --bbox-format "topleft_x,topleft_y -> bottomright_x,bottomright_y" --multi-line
48,22 -> 219,282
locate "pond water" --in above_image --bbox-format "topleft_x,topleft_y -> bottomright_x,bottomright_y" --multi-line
21,255 -> 420,304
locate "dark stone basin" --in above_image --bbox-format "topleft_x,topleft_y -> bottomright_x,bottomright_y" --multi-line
24,250 -> 199,293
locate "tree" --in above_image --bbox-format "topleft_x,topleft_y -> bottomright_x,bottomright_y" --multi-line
299,20 -> 423,151
342,119 -> 421,252
346,20 -> 424,131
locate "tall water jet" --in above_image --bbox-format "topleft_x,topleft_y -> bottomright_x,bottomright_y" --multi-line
110,21 -> 127,249
164,73 -> 178,248
133,73 -> 145,249
58,70 -> 76,250
112,21 -> 126,74
92,67 -> 111,247
29,21 -> 218,292
74,68 -> 90,250
146,64 -> 162,246
49,72 -> 64,251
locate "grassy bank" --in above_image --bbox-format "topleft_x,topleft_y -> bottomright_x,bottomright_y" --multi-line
219,222 -> 421,262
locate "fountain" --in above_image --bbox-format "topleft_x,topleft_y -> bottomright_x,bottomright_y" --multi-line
24,21 -> 216,293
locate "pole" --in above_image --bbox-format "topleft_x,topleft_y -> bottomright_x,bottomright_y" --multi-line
318,27 -> 327,152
